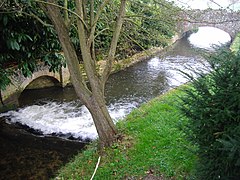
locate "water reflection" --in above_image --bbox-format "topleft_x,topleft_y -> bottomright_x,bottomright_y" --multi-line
188,27 -> 231,50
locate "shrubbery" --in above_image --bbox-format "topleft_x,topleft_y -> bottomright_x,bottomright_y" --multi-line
180,48 -> 240,180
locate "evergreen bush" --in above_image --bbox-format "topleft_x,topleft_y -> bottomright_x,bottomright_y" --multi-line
180,48 -> 240,180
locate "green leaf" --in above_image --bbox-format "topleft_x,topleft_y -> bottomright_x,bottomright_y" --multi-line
3,16 -> 8,26
25,34 -> 33,41
14,41 -> 20,50
18,35 -> 22,43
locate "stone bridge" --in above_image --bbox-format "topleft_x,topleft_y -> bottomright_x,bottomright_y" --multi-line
0,63 -> 70,107
178,9 -> 240,38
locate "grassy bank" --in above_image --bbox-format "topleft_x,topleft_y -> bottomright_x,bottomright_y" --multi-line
55,87 -> 197,179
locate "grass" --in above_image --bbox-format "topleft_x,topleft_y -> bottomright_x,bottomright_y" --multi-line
55,87 -> 197,179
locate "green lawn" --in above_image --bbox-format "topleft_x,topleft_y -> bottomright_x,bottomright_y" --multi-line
55,87 -> 197,179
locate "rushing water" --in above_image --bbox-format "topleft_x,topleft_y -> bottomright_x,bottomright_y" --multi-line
0,38 -> 206,141
0,30 -> 231,179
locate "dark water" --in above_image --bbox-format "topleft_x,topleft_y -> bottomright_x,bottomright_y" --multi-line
0,37 -> 203,179
0,118 -> 85,179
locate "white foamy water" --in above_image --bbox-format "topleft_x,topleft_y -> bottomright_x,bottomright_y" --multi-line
0,55 -> 208,141
147,56 -> 208,87
2,56 -> 206,141
188,27 -> 231,50
0,100 -> 138,140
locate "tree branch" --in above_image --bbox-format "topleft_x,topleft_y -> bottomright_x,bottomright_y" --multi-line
90,157 -> 101,180
35,0 -> 88,29
41,0 -> 92,103
75,0 -> 99,85
22,12 -> 53,27
87,0 -> 110,48
101,0 -> 126,84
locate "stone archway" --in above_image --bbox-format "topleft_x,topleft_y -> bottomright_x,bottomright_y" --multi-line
178,9 -> 240,39
24,76 -> 61,90
1,65 -> 70,107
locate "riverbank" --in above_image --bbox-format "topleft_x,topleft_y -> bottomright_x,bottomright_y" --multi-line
55,86 -> 197,179
98,36 -> 179,74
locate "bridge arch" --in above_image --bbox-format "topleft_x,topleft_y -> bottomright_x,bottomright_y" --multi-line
20,72 -> 62,91
24,76 -> 61,90
180,24 -> 234,40
178,9 -> 240,39
182,26 -> 232,50
1,65 -> 70,107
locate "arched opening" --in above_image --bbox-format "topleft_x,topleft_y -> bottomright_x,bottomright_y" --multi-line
25,76 -> 61,90
18,76 -> 62,106
187,26 -> 231,50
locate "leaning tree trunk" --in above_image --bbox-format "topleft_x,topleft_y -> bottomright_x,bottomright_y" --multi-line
41,0 -> 119,147
86,93 -> 117,147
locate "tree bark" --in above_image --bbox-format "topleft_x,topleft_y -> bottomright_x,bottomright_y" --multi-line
41,0 -> 126,147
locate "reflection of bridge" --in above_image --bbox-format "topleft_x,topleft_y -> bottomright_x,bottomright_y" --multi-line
1,64 -> 70,107
178,9 -> 240,38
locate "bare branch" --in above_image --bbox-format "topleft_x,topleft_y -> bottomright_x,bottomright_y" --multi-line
63,0 -> 70,25
22,12 -> 53,27
87,0 -> 110,48
35,0 -> 88,29
90,0 -> 94,27
41,0 -> 92,102
209,0 -> 223,9
122,31 -> 150,56
101,0 -> 127,84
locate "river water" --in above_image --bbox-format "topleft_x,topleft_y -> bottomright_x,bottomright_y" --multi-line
0,34 -> 225,179
2,37 -> 205,141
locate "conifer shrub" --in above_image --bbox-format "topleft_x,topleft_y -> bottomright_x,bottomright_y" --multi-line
180,48 -> 240,180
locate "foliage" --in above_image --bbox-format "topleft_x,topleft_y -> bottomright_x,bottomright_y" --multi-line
75,0 -> 178,60
230,32 -> 240,54
180,48 -> 240,179
55,88 -> 197,179
115,0 -> 178,59
0,0 -> 65,90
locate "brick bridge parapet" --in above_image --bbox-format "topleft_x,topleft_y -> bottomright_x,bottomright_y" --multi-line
178,9 -> 240,38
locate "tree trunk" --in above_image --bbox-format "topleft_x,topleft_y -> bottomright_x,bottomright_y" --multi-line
87,94 -> 117,148
41,0 -> 118,147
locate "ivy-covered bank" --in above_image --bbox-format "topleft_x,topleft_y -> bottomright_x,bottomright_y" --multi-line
55,87 -> 197,179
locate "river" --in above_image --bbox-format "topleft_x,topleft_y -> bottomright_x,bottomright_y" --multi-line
0,32 -> 228,179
